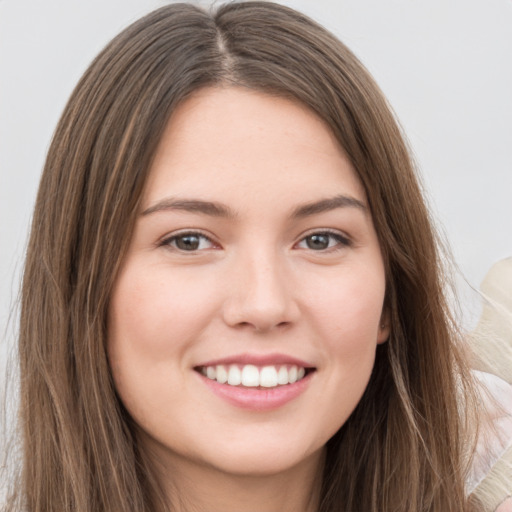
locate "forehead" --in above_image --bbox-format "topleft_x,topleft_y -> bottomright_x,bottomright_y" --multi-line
143,86 -> 366,212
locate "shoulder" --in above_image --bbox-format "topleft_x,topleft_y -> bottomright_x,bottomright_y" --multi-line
468,371 -> 512,511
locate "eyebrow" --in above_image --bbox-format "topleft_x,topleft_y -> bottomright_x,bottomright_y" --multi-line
141,194 -> 366,218
291,194 -> 367,217
141,198 -> 236,217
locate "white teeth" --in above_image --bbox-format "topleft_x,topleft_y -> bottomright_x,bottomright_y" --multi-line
241,365 -> 260,387
227,365 -> 241,386
277,366 -> 289,385
260,366 -> 278,388
201,363 -> 309,388
216,364 -> 228,384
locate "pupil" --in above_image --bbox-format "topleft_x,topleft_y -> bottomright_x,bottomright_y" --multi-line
176,235 -> 200,251
307,234 -> 329,250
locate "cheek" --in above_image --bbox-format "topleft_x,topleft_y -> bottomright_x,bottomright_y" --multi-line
304,265 -> 385,422
108,263 -> 219,358
106,264 -> 212,418
309,266 -> 386,349
107,264 -> 210,428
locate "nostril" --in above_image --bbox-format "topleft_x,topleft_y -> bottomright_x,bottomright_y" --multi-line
232,321 -> 252,330
230,320 -> 291,332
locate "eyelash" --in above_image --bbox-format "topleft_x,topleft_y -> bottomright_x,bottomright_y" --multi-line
160,229 -> 352,254
295,229 -> 352,252
160,231 -> 217,252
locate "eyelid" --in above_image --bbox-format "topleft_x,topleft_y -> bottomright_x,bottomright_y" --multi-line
158,229 -> 220,251
294,228 -> 353,250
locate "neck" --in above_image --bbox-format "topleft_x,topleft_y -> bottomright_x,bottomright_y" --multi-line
145,440 -> 325,512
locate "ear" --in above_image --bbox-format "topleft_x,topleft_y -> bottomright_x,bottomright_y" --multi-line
377,311 -> 390,344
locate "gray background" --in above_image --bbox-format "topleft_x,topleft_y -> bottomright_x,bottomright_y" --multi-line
1,0 -> 512,385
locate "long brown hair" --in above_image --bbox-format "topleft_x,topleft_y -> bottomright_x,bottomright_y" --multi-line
9,2 -> 478,510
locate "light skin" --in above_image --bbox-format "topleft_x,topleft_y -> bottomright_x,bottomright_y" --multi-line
497,498 -> 512,512
108,87 -> 389,512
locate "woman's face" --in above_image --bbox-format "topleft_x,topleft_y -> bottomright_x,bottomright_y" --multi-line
108,87 -> 389,478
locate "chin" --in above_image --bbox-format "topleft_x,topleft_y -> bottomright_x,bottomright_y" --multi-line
196,438 -> 324,478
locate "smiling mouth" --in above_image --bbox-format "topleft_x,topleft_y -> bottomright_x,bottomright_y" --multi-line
195,364 -> 315,389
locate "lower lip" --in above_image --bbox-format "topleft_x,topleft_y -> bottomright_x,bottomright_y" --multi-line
198,372 -> 314,411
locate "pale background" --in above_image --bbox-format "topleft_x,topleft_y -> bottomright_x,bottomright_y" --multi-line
1,0 -> 511,389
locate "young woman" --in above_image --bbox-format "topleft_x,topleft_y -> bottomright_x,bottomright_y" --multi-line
5,1 -> 509,511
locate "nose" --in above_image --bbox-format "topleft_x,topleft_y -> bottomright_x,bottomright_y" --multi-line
221,249 -> 299,332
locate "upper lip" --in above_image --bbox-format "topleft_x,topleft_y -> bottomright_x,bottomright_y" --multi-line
195,353 -> 315,368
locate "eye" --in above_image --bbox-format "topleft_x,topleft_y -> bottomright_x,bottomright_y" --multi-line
161,232 -> 216,252
296,231 -> 351,251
